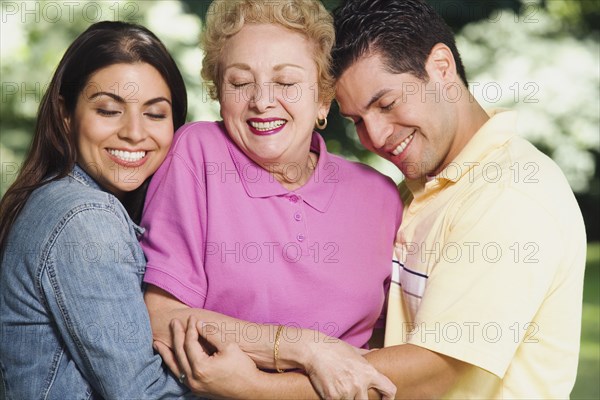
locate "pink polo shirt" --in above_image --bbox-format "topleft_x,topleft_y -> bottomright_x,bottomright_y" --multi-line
141,121 -> 402,347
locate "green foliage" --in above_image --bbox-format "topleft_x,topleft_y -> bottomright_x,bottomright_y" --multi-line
572,242 -> 600,399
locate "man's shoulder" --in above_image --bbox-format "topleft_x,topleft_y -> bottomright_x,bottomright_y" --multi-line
454,136 -> 583,235
497,135 -> 575,206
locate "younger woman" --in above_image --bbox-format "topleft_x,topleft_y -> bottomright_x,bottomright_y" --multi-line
0,21 -> 191,399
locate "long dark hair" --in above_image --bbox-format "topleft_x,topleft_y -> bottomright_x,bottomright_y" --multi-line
0,21 -> 187,252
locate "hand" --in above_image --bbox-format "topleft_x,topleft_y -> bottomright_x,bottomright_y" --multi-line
303,337 -> 396,399
154,316 -> 263,398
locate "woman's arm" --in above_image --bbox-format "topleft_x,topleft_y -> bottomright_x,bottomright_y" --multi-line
42,208 -> 189,399
155,316 -> 397,400
145,285 -> 396,399
146,284 -> 313,369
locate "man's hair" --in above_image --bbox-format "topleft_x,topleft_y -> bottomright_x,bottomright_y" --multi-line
332,0 -> 468,86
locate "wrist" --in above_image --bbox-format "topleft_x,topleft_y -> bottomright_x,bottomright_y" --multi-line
279,328 -> 325,371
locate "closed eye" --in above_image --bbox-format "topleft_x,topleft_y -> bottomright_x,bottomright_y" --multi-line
231,82 -> 252,88
145,113 -> 167,120
381,99 -> 398,112
96,109 -> 120,116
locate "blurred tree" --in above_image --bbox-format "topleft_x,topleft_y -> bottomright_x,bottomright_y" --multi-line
179,0 -> 599,239
1,0 -> 598,239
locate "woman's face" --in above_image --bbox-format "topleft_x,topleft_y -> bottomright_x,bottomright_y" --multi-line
67,63 -> 173,197
219,23 -> 329,169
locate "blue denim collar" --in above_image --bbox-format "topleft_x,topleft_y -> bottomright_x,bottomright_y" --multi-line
69,164 -> 103,191
68,164 -> 145,236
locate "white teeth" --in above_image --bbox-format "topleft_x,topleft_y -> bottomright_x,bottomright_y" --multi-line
391,133 -> 415,156
249,120 -> 286,131
108,149 -> 146,162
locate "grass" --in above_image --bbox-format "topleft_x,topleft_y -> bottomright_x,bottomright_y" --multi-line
571,242 -> 600,399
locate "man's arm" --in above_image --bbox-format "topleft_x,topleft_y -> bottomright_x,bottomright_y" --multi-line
365,344 -> 466,399
242,344 -> 465,399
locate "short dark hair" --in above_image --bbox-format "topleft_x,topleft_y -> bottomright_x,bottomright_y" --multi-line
332,0 -> 468,86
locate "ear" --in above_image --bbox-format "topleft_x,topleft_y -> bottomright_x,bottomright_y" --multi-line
425,43 -> 457,83
317,100 -> 332,120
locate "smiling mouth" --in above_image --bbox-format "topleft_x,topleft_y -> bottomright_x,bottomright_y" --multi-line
391,132 -> 415,157
248,119 -> 286,131
247,119 -> 287,136
107,149 -> 147,163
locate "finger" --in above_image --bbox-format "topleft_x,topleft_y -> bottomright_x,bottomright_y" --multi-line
306,373 -> 328,400
183,317 -> 210,369
196,320 -> 228,352
154,340 -> 181,377
171,318 -> 193,377
323,382 -> 345,400
356,388 -> 370,400
370,372 -> 397,400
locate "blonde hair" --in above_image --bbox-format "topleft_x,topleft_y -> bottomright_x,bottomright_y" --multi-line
201,0 -> 335,103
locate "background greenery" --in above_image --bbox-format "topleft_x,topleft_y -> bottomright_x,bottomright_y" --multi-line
1,0 -> 598,397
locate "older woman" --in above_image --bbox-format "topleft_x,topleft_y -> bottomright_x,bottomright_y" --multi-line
141,0 -> 402,398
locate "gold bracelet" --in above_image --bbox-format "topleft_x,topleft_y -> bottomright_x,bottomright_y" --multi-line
274,325 -> 285,373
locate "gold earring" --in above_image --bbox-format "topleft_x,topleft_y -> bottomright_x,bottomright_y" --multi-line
315,117 -> 327,130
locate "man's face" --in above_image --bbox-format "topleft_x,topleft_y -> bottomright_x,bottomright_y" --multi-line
336,53 -> 458,179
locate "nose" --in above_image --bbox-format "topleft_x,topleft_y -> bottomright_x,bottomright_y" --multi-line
117,112 -> 146,143
363,114 -> 393,150
249,82 -> 276,113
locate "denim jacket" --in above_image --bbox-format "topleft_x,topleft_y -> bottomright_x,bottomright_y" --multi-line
0,165 -> 191,399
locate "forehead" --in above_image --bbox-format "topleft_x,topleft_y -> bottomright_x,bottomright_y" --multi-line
87,63 -> 160,83
221,23 -> 315,69
335,54 -> 413,113
81,63 -> 170,101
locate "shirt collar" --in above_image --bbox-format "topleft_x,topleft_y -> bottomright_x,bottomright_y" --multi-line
69,163 -> 145,235
69,163 -> 103,191
226,128 -> 337,213
405,109 -> 516,195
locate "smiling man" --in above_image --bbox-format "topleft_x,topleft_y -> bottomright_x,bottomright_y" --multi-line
332,0 -> 587,398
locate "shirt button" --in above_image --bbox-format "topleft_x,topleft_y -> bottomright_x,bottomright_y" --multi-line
289,195 -> 299,203
296,233 -> 305,242
294,212 -> 302,221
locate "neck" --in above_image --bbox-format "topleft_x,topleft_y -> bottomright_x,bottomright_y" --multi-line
431,93 -> 490,177
461,93 -> 490,141
267,151 -> 318,191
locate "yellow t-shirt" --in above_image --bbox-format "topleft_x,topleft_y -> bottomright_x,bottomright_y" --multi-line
385,110 -> 586,398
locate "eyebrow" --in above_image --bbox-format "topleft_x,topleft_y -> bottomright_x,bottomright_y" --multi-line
365,88 -> 393,110
273,63 -> 305,71
87,91 -> 171,106
338,88 -> 394,119
224,63 -> 305,73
